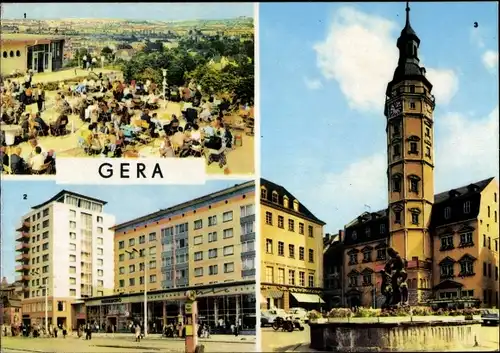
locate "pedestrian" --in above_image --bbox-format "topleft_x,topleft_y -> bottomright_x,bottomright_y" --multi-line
54,325 -> 58,338
85,322 -> 92,340
34,84 -> 45,112
134,324 -> 141,342
62,325 -> 67,338
82,54 -> 87,70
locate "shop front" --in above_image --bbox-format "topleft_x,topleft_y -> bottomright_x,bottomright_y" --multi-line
83,280 -> 256,334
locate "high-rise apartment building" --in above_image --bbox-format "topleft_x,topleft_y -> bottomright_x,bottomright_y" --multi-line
15,190 -> 115,329
82,181 -> 256,333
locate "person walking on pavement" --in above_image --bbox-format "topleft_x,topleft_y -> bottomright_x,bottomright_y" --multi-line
85,322 -> 92,340
53,325 -> 58,338
134,323 -> 141,342
62,324 -> 67,338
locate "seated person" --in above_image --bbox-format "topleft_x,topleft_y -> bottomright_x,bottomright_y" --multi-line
159,135 -> 175,158
33,113 -> 49,135
171,127 -> 190,157
9,147 -> 27,174
29,146 -> 46,173
43,150 -> 56,174
50,114 -> 69,136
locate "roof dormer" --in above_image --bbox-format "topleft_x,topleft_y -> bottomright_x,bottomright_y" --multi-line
467,184 -> 479,193
283,195 -> 289,208
271,191 -> 278,204
260,186 -> 267,200
449,189 -> 461,198
293,199 -> 299,212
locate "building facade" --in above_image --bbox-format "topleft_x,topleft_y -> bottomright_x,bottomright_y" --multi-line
15,191 -> 115,330
0,279 -> 23,327
323,233 -> 344,309
338,5 -> 499,310
0,34 -> 65,76
83,181 -> 256,333
260,178 -> 325,311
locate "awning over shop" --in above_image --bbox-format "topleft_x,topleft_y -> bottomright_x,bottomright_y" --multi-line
291,293 -> 325,304
266,290 -> 283,299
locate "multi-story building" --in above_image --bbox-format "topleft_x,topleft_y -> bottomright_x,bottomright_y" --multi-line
323,232 -> 344,309
340,4 -> 499,309
260,178 -> 325,311
83,181 -> 256,333
15,190 -> 115,330
0,278 -> 23,326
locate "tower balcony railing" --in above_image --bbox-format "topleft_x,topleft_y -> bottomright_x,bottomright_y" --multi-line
15,221 -> 30,232
15,243 -> 30,252
15,231 -> 30,241
15,253 -> 30,262
15,263 -> 30,272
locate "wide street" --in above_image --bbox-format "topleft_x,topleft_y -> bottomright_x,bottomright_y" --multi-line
261,324 -> 500,352
1,333 -> 256,353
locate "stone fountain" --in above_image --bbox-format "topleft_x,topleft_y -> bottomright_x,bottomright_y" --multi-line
310,248 -> 481,352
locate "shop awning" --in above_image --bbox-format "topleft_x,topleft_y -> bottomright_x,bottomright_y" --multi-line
291,293 -> 325,304
260,294 -> 267,304
266,290 -> 284,299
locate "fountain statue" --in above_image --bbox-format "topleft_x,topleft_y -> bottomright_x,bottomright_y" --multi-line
381,247 -> 409,308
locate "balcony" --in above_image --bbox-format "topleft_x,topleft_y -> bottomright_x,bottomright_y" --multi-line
15,264 -> 30,272
15,221 -> 30,232
16,275 -> 30,282
241,250 -> 256,259
241,233 -> 255,242
241,269 -> 255,277
15,231 -> 30,242
240,214 -> 255,225
15,243 -> 30,252
15,253 -> 30,262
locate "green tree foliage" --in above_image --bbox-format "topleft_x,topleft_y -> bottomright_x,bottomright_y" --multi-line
119,34 -> 254,102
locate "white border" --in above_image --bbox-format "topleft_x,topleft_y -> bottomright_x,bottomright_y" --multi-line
253,2 -> 262,352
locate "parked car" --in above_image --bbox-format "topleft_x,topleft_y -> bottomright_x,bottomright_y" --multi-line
481,309 -> 499,326
288,307 -> 309,323
261,309 -> 288,327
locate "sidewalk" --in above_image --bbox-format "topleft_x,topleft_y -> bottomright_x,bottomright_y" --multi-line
90,332 -> 256,344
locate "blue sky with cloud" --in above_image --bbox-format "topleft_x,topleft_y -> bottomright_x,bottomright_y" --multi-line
1,180 -> 247,282
1,3 -> 253,20
261,2 -> 498,233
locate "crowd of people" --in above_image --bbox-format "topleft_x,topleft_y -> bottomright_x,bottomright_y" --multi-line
1,67 -> 254,174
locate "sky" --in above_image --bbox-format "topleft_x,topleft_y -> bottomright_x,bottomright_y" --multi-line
1,3 -> 253,21
0,180 -> 248,282
260,2 -> 499,233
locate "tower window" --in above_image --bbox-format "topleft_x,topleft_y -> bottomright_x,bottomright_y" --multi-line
410,101 -> 416,109
394,211 -> 402,224
393,123 -> 401,136
425,127 -> 430,137
410,179 -> 419,193
392,177 -> 401,192
393,144 -> 401,158
425,146 -> 431,158
409,142 -> 418,154
444,207 -> 451,219
409,85 -> 415,93
411,213 -> 419,225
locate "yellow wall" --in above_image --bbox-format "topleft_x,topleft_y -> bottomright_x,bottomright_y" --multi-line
260,203 -> 324,289
0,42 -> 27,76
189,192 -> 255,285
431,180 -> 499,307
21,296 -> 74,329
114,190 -> 255,292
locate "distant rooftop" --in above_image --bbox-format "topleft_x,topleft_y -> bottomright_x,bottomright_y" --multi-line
1,33 -> 65,44
31,190 -> 107,210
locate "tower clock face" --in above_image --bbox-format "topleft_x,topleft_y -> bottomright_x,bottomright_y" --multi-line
389,100 -> 403,118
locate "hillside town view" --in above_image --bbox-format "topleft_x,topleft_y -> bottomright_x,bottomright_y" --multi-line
0,11 -> 255,176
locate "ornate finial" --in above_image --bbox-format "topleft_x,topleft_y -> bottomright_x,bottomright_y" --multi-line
406,2 -> 410,26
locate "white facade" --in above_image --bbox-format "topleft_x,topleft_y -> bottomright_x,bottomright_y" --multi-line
22,192 -> 115,300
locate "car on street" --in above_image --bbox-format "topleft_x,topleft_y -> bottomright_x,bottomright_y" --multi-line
481,309 -> 499,326
261,308 -> 288,327
288,307 -> 309,323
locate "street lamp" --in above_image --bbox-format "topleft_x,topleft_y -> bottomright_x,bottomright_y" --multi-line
162,68 -> 167,109
125,248 -> 156,338
30,269 -> 48,334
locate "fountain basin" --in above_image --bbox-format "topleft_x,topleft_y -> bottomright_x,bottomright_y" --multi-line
309,320 -> 481,351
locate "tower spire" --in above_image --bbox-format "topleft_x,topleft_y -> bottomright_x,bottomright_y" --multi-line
406,2 -> 410,27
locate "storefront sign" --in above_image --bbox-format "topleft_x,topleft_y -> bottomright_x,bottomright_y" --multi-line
101,298 -> 122,304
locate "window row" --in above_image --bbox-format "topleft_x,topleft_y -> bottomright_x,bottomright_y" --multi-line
391,174 -> 421,193
69,255 -> 104,266
391,207 -> 421,225
261,188 -> 300,212
439,231 -> 474,251
30,220 -> 50,233
391,140 -> 431,159
30,242 -> 49,253
118,232 -> 157,249
193,245 -> 236,261
351,224 -> 386,240
194,262 -> 235,277
118,275 -> 158,287
118,261 -> 157,274
193,228 -> 235,245
438,255 -> 478,279
65,196 -> 103,213
28,208 -> 50,223
265,267 -> 315,287
390,123 -> 432,140
265,212 -> 314,236
483,234 -> 499,251
265,239 -> 314,263
69,232 -> 104,245
347,247 -> 386,265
